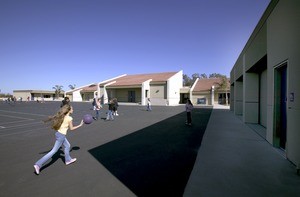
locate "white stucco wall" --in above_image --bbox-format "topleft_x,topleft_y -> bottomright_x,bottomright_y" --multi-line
72,90 -> 83,101
167,70 -> 183,105
142,79 -> 152,105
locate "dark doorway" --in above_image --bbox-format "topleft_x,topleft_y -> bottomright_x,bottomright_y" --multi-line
180,93 -> 189,104
145,90 -> 149,98
128,91 -> 136,102
274,63 -> 287,149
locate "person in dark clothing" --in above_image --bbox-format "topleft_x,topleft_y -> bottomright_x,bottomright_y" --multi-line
112,98 -> 119,116
92,98 -> 96,110
61,97 -> 70,108
106,99 -> 115,121
146,98 -> 152,111
185,99 -> 193,126
93,98 -> 102,120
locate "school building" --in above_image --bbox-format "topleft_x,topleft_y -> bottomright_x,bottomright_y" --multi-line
13,90 -> 64,101
65,71 -> 230,107
66,71 -> 181,105
190,78 -> 230,106
230,0 -> 300,169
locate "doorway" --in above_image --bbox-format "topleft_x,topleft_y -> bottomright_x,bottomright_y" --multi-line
274,63 -> 287,149
128,91 -> 136,102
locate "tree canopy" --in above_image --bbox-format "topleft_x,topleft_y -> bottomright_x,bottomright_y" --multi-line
183,73 -> 228,87
68,84 -> 76,90
52,85 -> 63,98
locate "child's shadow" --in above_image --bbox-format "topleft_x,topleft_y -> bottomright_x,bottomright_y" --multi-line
38,146 -> 80,172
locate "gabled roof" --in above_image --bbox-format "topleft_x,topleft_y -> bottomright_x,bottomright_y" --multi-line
192,78 -> 230,92
65,83 -> 97,93
80,84 -> 97,92
105,71 -> 178,87
66,71 -> 180,93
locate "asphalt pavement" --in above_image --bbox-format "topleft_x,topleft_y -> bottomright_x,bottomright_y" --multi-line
0,101 -> 299,197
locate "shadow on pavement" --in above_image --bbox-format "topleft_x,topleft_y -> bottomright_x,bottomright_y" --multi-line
89,108 -> 212,196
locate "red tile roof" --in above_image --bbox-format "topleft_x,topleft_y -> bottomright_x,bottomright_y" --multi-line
81,84 -> 97,92
193,78 -> 230,92
106,72 -> 178,87
78,72 -> 179,92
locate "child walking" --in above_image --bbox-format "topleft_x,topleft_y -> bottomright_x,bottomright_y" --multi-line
185,99 -> 193,126
112,98 -> 119,116
33,104 -> 84,175
93,98 -> 102,120
147,98 -> 152,111
106,99 -> 114,121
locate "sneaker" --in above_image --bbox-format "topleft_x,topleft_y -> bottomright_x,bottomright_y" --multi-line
34,164 -> 40,175
66,158 -> 77,165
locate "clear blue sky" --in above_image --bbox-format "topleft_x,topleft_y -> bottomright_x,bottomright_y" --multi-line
0,0 -> 270,94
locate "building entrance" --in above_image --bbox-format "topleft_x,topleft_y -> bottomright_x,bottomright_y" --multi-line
274,63 -> 287,150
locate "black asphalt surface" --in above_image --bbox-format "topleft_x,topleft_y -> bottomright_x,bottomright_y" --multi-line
0,101 -> 211,197
1,101 -> 299,197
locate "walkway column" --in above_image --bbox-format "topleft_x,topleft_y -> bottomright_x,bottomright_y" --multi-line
234,81 -> 243,116
243,72 -> 259,123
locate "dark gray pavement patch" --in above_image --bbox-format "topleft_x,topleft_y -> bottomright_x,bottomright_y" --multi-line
89,108 -> 212,196
0,101 -> 198,197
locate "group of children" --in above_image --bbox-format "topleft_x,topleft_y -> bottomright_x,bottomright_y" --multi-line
33,97 -> 193,175
92,97 -> 119,121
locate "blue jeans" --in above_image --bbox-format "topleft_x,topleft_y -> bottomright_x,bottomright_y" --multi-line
147,104 -> 152,111
35,132 -> 72,167
94,110 -> 100,119
106,110 -> 114,120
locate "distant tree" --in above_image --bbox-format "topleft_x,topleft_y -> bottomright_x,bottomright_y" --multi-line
191,73 -> 199,80
68,84 -> 76,90
52,85 -> 63,99
214,76 -> 229,105
209,73 -> 226,78
190,73 -> 200,85
183,74 -> 192,86
200,73 -> 208,78
0,93 -> 12,98
184,72 -> 228,89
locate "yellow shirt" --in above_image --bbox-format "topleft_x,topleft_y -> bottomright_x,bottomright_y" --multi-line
58,115 -> 73,135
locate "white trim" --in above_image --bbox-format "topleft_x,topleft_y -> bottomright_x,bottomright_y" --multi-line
190,78 -> 199,102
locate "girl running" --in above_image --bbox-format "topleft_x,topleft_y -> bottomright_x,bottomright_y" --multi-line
33,104 -> 83,175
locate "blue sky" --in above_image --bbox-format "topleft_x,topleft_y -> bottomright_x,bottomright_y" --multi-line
0,0 -> 270,94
